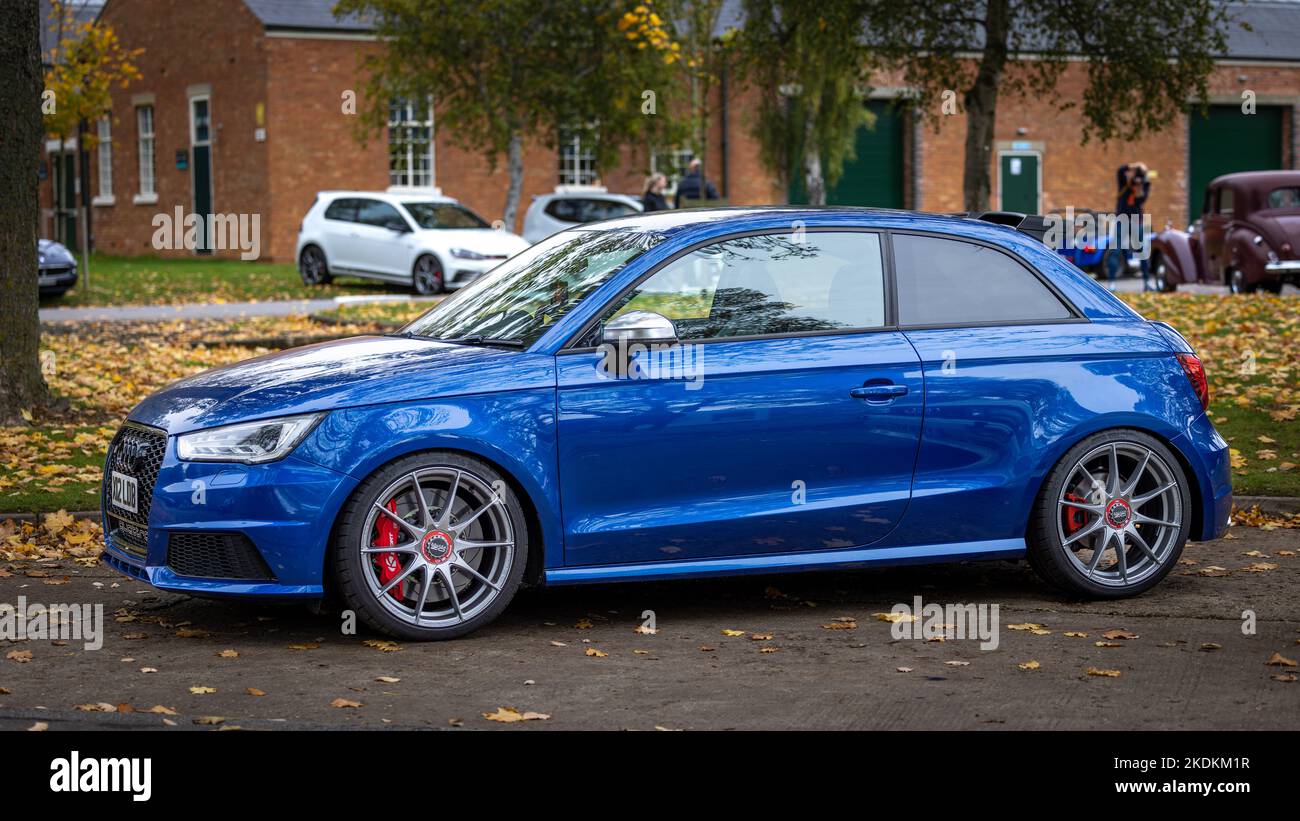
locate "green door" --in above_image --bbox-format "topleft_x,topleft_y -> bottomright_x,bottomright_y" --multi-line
789,99 -> 904,207
191,96 -> 213,253
53,151 -> 78,251
999,153 -> 1039,214
1188,104 -> 1283,222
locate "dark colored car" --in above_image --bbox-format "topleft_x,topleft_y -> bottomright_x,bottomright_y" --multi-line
38,239 -> 78,297
1151,170 -> 1300,294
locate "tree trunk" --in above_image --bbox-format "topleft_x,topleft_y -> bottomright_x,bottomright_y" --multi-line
962,0 -> 1010,212
803,114 -> 826,206
0,0 -> 48,423
502,131 -> 523,232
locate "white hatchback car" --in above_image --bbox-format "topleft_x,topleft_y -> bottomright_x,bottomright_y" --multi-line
521,186 -> 643,244
296,190 -> 529,294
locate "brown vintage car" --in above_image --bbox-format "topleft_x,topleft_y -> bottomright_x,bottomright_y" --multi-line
1151,170 -> 1300,294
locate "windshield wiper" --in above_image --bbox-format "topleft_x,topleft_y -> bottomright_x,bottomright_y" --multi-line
439,335 -> 526,348
386,331 -> 524,348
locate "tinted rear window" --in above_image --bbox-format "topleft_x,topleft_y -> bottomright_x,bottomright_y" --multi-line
324,198 -> 358,222
545,198 -> 637,223
893,234 -> 1072,326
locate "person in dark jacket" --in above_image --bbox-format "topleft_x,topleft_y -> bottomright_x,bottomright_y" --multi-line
674,158 -> 720,209
1115,162 -> 1152,291
641,173 -> 670,212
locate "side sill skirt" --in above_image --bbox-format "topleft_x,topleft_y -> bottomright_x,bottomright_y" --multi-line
544,538 -> 1026,586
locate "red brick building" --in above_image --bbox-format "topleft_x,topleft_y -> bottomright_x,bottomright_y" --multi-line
44,0 -> 1300,264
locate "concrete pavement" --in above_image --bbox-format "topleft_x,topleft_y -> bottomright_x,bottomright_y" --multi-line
1,525 -> 1296,730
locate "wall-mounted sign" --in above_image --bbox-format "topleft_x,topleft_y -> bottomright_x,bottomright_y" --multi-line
176,150 -> 188,170
1011,140 -> 1032,151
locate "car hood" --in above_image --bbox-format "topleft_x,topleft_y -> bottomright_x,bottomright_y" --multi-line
127,335 -> 554,435
419,228 -> 529,257
38,239 -> 75,264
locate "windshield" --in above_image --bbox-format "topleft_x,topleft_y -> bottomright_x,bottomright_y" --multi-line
399,228 -> 664,347
402,202 -> 490,229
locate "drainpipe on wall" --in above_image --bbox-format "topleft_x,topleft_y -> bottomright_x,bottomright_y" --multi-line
78,117 -> 91,289
719,63 -> 729,199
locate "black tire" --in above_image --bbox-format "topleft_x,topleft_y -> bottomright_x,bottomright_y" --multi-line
1027,429 -> 1192,599
1261,279 -> 1283,295
1228,268 -> 1255,295
413,254 -> 445,295
332,451 -> 528,640
299,245 -> 333,285
1152,254 -> 1176,293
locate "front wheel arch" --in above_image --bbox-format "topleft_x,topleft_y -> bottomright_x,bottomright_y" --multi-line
322,445 -> 546,601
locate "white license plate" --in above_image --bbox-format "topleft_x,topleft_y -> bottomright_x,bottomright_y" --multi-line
110,470 -> 138,514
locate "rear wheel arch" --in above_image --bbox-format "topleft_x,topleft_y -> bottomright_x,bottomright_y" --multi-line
1030,424 -> 1206,545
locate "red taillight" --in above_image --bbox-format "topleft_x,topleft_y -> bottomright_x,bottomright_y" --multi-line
1177,353 -> 1210,411
1083,245 -> 1095,253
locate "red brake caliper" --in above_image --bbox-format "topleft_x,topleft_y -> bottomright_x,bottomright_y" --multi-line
1063,492 -> 1087,535
373,499 -> 406,601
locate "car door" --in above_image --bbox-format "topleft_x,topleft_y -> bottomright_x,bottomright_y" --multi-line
321,198 -> 361,271
353,199 -> 414,278
555,229 -> 924,568
1201,185 -> 1230,279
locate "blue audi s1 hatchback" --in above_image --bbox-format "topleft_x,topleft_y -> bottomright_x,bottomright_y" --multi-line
101,208 -> 1232,639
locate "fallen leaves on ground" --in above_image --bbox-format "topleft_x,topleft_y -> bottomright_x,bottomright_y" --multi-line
481,707 -> 549,723
1085,667 -> 1122,678
1265,652 -> 1297,667
330,698 -> 362,709
1018,660 -> 1041,670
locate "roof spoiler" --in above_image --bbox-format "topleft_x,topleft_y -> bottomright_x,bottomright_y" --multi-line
955,211 -> 1050,244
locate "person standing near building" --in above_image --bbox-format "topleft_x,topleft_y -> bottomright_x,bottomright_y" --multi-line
674,158 -> 720,209
1115,162 -> 1152,291
641,173 -> 669,212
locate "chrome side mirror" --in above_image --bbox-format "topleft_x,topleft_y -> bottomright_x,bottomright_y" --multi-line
601,310 -> 678,346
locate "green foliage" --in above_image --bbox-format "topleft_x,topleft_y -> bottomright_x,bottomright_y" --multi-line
42,1 -> 142,141
865,0 -> 1232,144
334,0 -> 681,206
737,1 -> 874,198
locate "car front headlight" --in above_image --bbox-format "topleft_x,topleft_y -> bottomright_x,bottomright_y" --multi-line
450,247 -> 487,260
176,413 -> 324,463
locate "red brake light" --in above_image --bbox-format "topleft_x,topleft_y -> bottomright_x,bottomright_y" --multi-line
1177,353 -> 1209,411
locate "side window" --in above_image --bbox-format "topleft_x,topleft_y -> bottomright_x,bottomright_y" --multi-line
604,231 -> 886,341
545,199 -> 580,222
1219,188 -> 1234,216
356,199 -> 405,228
324,198 -> 358,222
893,234 -> 1071,326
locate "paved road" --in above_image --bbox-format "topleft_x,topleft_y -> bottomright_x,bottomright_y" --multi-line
1,526 -> 1296,730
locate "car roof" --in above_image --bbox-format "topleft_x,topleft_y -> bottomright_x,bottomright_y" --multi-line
579,205 -> 999,238
317,189 -> 457,204
1209,170 -> 1300,190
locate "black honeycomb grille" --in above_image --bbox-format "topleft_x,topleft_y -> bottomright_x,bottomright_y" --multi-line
166,532 -> 275,581
103,422 -> 167,549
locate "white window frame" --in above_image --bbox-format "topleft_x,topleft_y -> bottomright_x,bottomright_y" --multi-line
134,105 -> 157,205
92,115 -> 114,206
559,129 -> 598,186
387,97 -> 435,189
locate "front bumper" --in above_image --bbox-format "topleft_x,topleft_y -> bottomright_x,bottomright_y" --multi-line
101,426 -> 356,598
38,264 -> 77,294
1264,260 -> 1300,274
444,256 -> 506,290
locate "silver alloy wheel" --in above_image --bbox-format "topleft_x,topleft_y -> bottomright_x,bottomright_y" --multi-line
1153,259 -> 1167,292
1056,441 -> 1183,588
301,247 -> 325,284
1230,268 -> 1245,294
414,257 -> 443,294
359,467 -> 514,628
